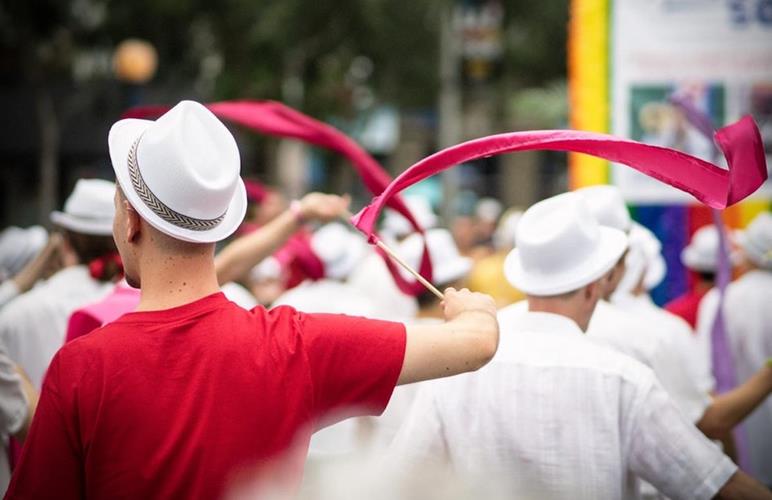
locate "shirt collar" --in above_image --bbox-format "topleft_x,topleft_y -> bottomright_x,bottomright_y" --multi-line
504,310 -> 585,338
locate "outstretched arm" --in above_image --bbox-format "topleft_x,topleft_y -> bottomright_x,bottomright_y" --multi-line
215,193 -> 350,285
716,470 -> 772,500
697,364 -> 772,439
399,288 -> 499,385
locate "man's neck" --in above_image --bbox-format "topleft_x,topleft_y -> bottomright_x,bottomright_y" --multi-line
136,253 -> 221,312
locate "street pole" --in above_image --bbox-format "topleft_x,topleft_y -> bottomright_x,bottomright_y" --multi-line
437,3 -> 463,224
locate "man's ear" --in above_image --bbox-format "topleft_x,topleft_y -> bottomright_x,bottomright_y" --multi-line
584,280 -> 600,302
124,201 -> 142,243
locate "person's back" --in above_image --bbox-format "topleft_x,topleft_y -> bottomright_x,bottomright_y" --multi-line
396,306 -> 733,500
12,292 -> 407,498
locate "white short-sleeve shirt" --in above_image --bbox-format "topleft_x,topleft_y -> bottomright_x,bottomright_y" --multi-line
0,343 -> 28,494
391,308 -> 736,500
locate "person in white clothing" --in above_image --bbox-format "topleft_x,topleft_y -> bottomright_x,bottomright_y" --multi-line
696,212 -> 772,485
0,179 -> 118,388
579,186 -> 772,456
0,343 -> 36,494
391,192 -> 769,500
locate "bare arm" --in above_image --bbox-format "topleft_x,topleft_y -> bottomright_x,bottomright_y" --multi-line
716,470 -> 772,500
12,365 -> 38,443
399,288 -> 499,385
214,193 -> 350,285
10,233 -> 63,295
697,365 -> 772,439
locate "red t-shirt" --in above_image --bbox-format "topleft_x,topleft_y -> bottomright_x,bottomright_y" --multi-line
6,293 -> 406,499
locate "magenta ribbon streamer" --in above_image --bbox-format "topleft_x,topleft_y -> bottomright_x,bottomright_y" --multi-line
123,100 -> 433,296
670,94 -> 749,470
352,116 -> 768,239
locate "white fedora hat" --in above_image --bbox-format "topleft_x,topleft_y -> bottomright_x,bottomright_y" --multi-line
575,184 -> 632,233
399,228 -> 472,287
736,212 -> 772,270
0,225 -> 48,281
108,100 -> 246,243
681,225 -> 720,272
311,223 -> 367,281
505,192 -> 628,296
50,179 -> 116,236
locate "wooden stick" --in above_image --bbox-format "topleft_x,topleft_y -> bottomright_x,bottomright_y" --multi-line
374,239 -> 445,300
341,211 -> 444,300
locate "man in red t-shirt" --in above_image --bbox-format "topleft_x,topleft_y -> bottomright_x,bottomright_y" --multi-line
6,101 -> 499,499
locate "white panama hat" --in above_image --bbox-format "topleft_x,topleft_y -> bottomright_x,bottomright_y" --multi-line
50,178 -> 116,236
736,212 -> 772,270
311,223 -> 367,281
575,184 -> 632,233
504,192 -> 628,296
681,225 -> 720,272
616,222 -> 666,294
108,100 -> 246,243
0,225 -> 48,281
399,228 -> 472,287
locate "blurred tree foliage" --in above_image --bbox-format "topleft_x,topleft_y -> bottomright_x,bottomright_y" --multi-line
0,0 -> 567,114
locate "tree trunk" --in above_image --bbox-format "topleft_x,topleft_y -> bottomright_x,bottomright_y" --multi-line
35,86 -> 59,225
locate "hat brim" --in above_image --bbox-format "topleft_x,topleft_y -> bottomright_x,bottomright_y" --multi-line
108,118 -> 247,244
504,227 -> 627,296
681,247 -> 716,273
50,211 -> 114,236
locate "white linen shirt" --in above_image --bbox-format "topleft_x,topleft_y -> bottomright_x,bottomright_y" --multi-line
0,265 -> 111,388
588,299 -> 711,423
391,307 -> 737,500
696,270 -> 772,484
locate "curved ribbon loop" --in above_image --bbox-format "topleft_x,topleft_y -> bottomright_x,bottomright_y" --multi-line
352,116 -> 767,239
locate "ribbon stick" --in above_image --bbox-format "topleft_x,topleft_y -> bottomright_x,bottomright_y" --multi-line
352,117 -> 767,239
669,94 -> 750,471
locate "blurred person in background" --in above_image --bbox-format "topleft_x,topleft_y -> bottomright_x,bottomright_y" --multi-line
665,225 -> 725,329
0,227 -> 61,309
0,344 -> 37,495
467,208 -> 525,308
696,212 -> 772,486
272,222 -> 374,316
474,197 -> 503,249
392,193 -> 770,500
7,101 -> 500,499
0,179 -> 117,389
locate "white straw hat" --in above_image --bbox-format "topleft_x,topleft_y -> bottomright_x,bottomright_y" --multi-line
575,185 -> 632,233
504,192 -> 628,296
736,212 -> 772,270
50,179 -> 116,236
108,100 -> 246,243
399,228 -> 472,287
616,222 -> 666,294
311,223 -> 367,281
0,226 -> 48,281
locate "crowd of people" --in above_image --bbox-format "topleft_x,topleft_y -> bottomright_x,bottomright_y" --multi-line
0,100 -> 770,499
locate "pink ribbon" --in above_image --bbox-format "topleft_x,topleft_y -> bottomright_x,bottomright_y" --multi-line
123,100 -> 432,295
352,117 -> 767,242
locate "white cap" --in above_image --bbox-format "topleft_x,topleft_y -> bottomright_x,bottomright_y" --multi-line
382,196 -> 438,238
736,212 -> 772,270
311,223 -> 367,280
504,192 -> 628,296
399,229 -> 472,287
109,100 -> 247,243
575,185 -> 632,233
0,226 -> 47,281
50,179 -> 116,235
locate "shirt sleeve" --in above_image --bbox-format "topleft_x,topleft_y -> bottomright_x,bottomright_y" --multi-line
5,351 -> 84,500
0,345 -> 26,436
627,377 -> 737,500
297,312 -> 406,425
